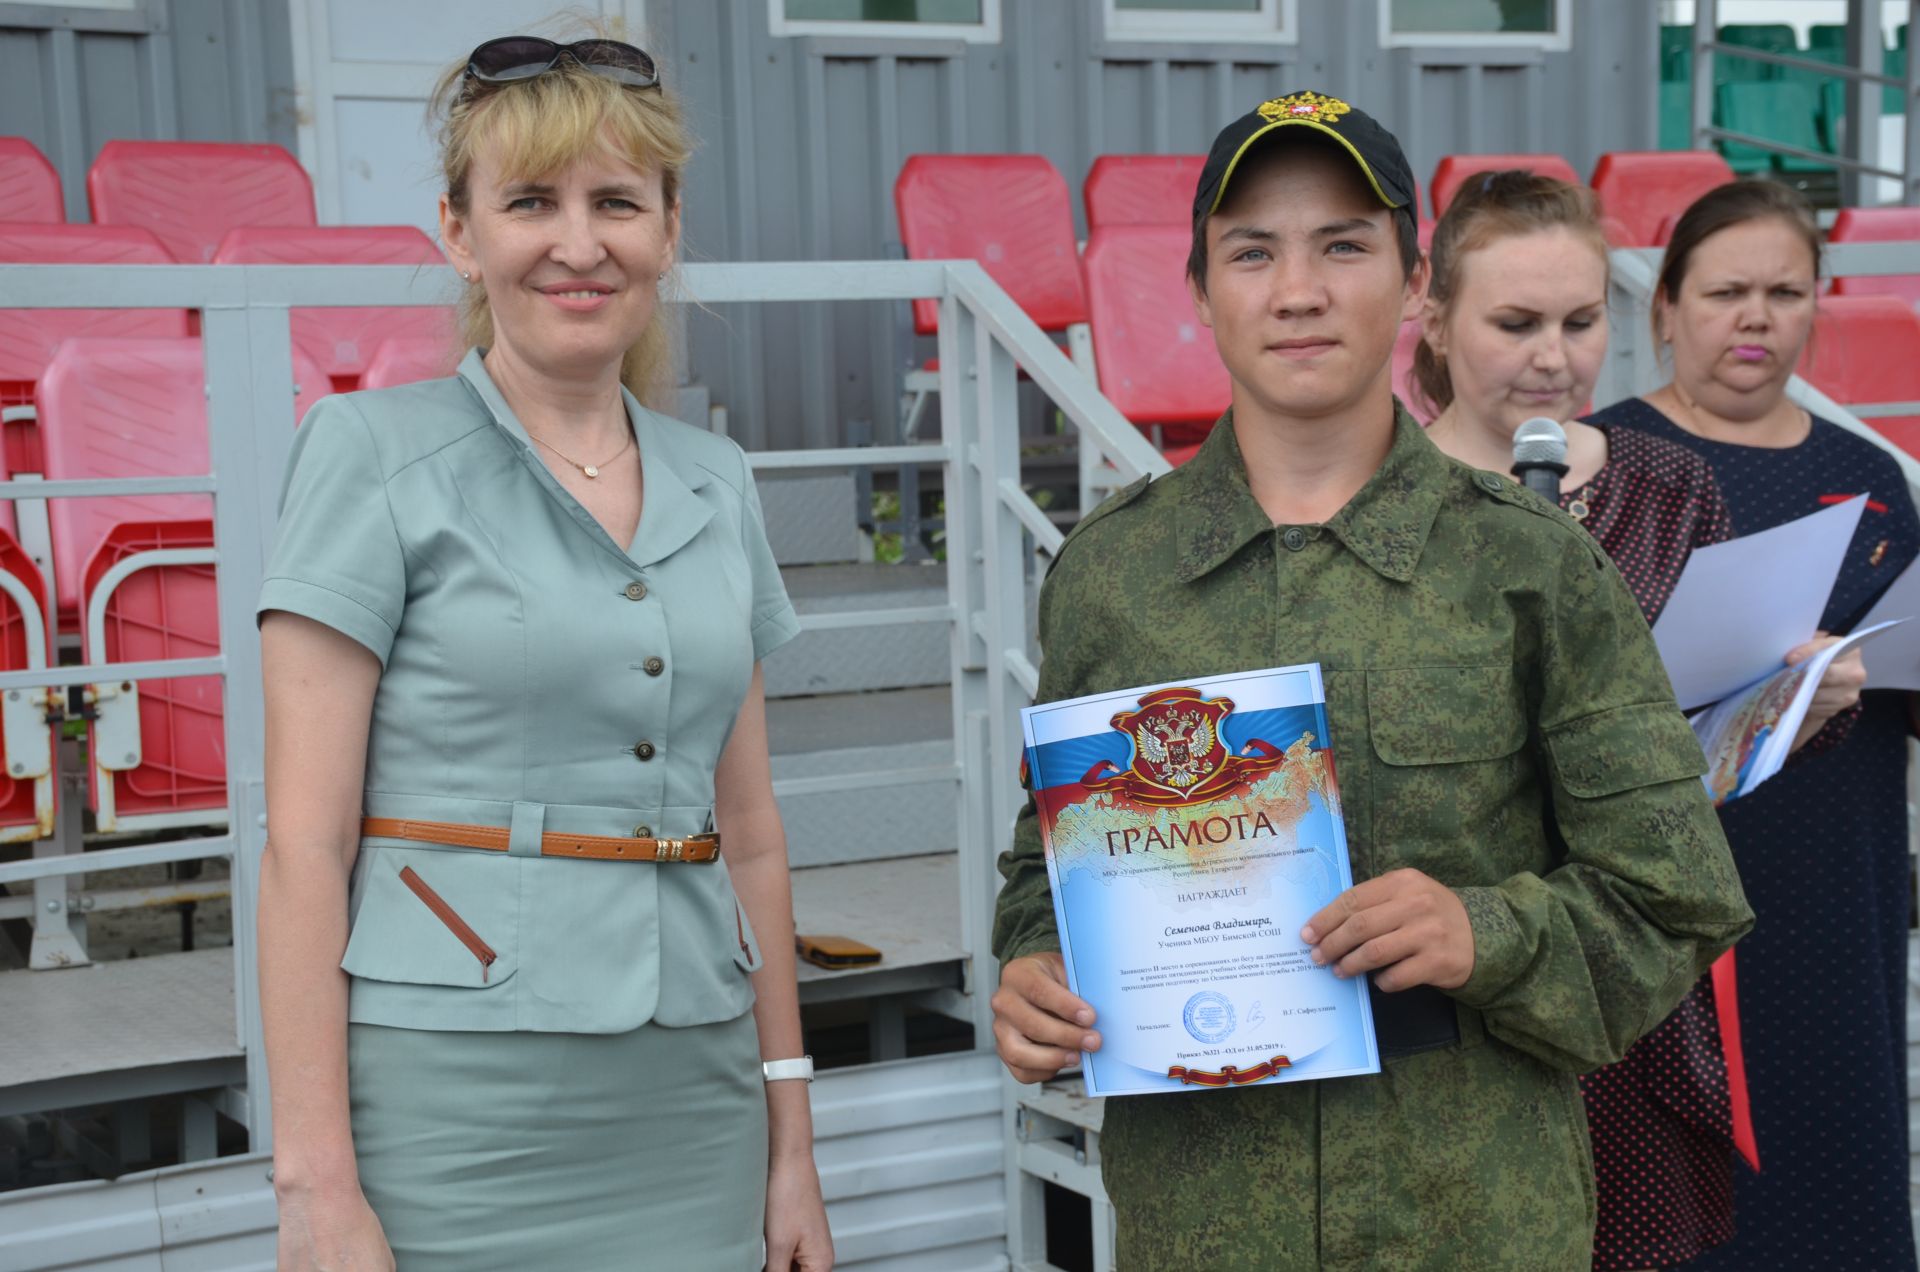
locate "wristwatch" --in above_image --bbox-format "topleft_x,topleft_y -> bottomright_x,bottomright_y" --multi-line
762,1055 -> 814,1083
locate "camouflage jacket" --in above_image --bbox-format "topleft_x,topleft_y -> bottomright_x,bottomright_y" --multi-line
992,408 -> 1753,1270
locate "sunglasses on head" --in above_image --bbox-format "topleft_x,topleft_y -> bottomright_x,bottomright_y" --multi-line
464,36 -> 659,90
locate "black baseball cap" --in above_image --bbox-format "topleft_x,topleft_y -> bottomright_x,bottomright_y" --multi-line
1192,91 -> 1416,224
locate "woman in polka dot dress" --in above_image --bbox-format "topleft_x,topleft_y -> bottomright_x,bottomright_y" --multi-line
1590,180 -> 1917,1271
1418,172 -> 1871,1269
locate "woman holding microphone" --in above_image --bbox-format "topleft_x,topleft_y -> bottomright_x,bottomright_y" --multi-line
1416,171 -> 1866,1269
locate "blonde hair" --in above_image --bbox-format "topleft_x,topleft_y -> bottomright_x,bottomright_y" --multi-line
1412,170 -> 1610,417
429,34 -> 692,408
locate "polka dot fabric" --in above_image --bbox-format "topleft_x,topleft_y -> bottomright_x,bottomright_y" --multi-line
1561,421 -> 1744,1270
1594,397 -> 1920,1272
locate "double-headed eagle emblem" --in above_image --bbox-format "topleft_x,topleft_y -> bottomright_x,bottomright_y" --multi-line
1258,91 -> 1352,126
1136,708 -> 1216,788
1081,687 -> 1285,808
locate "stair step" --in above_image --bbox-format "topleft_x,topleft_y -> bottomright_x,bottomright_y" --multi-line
769,562 -> 950,699
767,687 -> 957,868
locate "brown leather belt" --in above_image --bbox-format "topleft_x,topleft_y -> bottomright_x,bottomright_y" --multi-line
360,817 -> 720,863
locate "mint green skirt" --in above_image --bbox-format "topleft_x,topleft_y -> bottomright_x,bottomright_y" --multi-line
348,1013 -> 766,1270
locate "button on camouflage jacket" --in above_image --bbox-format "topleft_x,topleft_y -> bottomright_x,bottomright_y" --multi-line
992,408 -> 1753,1271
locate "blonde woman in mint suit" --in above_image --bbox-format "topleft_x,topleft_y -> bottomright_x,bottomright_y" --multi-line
256,35 -> 833,1271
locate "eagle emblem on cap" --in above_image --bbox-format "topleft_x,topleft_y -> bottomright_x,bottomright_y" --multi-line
1259,91 -> 1352,125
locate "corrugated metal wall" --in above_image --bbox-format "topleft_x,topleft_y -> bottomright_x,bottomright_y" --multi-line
0,0 -> 297,221
648,0 -> 1663,452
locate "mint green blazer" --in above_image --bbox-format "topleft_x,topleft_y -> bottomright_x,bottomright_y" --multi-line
258,349 -> 799,1033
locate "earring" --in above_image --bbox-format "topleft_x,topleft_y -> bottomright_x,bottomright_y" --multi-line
462,271 -> 472,281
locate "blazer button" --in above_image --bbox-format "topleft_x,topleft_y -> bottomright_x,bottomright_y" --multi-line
633,824 -> 653,839
643,656 -> 665,676
635,741 -> 657,761
625,581 -> 648,601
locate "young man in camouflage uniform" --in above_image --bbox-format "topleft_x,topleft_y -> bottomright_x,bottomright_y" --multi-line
989,93 -> 1753,1270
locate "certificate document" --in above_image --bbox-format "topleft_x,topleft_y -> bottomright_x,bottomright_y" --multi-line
1021,663 -> 1379,1097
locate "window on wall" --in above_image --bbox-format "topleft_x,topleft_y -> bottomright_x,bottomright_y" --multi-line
1104,0 -> 1297,43
1381,0 -> 1572,49
771,0 -> 1002,42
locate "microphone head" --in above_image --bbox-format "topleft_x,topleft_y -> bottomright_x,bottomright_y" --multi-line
1512,416 -> 1569,466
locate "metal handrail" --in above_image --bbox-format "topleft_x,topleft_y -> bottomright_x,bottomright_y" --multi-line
1700,126 -> 1904,180
1703,40 -> 1909,87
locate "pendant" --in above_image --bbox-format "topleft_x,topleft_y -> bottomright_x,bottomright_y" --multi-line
1567,498 -> 1589,522
583,465 -> 599,478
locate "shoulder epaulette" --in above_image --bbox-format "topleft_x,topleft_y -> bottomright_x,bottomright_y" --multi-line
1468,468 -> 1609,568
1049,474 -> 1152,575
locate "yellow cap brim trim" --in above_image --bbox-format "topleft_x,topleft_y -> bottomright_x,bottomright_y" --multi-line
1206,118 -> 1405,215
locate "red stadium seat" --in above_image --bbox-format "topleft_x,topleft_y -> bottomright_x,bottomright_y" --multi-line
1081,225 -> 1228,444
0,137 -> 64,223
213,226 -> 453,393
37,338 -> 327,830
1589,151 -> 1734,247
895,154 -> 1088,335
362,335 -> 461,389
1828,207 -> 1920,307
1799,295 -> 1920,456
0,524 -> 56,842
87,140 -> 316,264
0,224 -> 188,478
1429,153 -> 1582,218
1084,155 -> 1205,229
36,337 -> 328,624
82,520 -> 222,830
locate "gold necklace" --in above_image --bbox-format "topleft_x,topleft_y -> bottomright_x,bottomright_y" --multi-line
527,428 -> 632,479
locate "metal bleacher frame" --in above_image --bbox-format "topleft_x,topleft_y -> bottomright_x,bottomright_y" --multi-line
0,256 -> 1170,1269
1684,0 -> 1920,206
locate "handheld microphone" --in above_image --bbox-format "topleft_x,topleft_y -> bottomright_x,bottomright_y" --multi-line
1511,416 -> 1570,504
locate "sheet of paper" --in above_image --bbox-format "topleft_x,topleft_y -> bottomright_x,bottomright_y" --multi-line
1856,555 -> 1920,690
1692,620 -> 1903,804
1652,496 -> 1865,711
1021,664 -> 1378,1098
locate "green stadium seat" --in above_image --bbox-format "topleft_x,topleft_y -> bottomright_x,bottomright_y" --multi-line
1716,81 -> 1831,175
1822,79 -> 1847,152
1718,22 -> 1795,82
1809,25 -> 1847,55
1662,26 -> 1692,83
1660,82 -> 1696,151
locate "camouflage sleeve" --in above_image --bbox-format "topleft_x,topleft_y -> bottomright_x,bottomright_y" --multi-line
990,561 -> 1097,967
1449,536 -> 1754,1073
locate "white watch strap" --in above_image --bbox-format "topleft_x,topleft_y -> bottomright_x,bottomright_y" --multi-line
762,1055 -> 814,1083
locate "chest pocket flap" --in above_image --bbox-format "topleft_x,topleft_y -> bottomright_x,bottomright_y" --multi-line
1368,665 -> 1528,766
1542,701 -> 1707,799
341,846 -> 519,989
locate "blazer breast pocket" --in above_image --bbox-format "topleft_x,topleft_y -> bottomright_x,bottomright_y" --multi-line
342,846 -> 520,989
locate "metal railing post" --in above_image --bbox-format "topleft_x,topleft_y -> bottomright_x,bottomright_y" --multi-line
1906,18 -> 1920,205
940,283 -> 996,1048
973,327 -> 1029,855
1692,0 -> 1718,150
200,288 -> 296,1149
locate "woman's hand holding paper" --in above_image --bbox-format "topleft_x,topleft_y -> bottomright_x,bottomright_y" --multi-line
1787,631 -> 1867,751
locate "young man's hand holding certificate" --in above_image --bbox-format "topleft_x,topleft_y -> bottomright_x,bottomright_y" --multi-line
1021,664 -> 1385,1096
